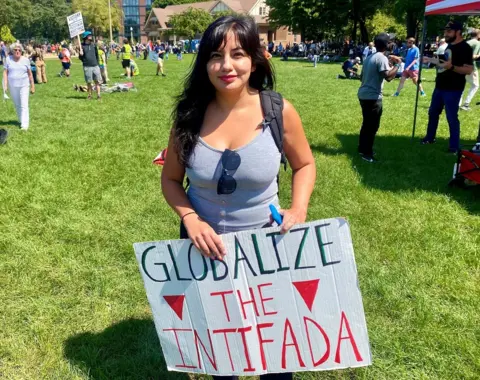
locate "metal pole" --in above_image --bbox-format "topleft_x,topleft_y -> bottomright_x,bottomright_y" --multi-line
108,0 -> 113,43
412,15 -> 428,140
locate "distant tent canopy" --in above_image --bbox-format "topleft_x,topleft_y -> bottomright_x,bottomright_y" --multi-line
426,0 -> 480,15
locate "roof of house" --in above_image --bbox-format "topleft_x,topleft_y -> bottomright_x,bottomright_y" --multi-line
146,0 -> 262,30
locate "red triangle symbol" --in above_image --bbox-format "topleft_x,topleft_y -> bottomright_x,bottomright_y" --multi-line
163,295 -> 186,320
292,279 -> 320,312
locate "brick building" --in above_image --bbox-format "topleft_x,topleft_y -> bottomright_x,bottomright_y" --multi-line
143,0 -> 300,45
115,0 -> 153,44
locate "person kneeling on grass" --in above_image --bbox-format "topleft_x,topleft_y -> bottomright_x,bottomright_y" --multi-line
130,58 -> 140,77
338,57 -> 361,79
78,31 -> 102,100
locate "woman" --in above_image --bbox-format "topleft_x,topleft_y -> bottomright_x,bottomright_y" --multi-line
161,15 -> 316,380
3,43 -> 35,130
35,44 -> 47,84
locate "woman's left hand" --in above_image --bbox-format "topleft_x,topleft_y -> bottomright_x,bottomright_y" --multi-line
279,207 -> 307,234
30,86 -> 35,94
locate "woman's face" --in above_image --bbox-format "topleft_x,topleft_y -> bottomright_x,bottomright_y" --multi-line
207,31 -> 253,93
12,47 -> 22,60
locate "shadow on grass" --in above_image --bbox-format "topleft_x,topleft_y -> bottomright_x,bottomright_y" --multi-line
64,318 -> 190,380
65,95 -> 89,100
0,120 -> 19,126
311,134 -> 480,214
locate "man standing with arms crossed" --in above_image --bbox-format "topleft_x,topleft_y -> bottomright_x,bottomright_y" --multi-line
358,33 -> 402,163
422,21 -> 473,153
459,29 -> 480,111
393,38 -> 426,97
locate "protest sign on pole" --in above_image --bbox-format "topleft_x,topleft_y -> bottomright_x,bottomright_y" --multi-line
133,218 -> 372,376
67,12 -> 85,55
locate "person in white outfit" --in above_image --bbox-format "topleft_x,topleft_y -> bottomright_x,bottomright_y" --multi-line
3,43 -> 35,130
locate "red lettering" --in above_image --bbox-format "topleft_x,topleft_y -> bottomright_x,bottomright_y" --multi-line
257,283 -> 278,316
212,328 -> 236,372
237,288 -> 260,320
194,329 -> 217,370
334,311 -> 363,364
237,326 -> 256,372
281,318 -> 306,369
256,323 -> 274,370
304,317 -> 330,366
163,328 -> 197,369
210,290 -> 234,322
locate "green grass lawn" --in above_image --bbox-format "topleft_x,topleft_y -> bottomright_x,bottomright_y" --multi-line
0,55 -> 479,380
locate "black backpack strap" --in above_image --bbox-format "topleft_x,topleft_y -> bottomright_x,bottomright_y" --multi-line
260,90 -> 287,170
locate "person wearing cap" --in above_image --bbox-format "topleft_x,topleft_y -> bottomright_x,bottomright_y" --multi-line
339,57 -> 361,79
78,31 -> 102,100
422,21 -> 473,153
357,33 -> 402,163
393,37 -> 425,97
459,29 -> 480,111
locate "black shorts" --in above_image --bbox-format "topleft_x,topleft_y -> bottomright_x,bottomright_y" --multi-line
122,59 -> 130,68
62,62 -> 71,70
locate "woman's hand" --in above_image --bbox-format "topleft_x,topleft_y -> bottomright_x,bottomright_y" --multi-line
30,85 -> 35,94
183,214 -> 226,260
279,207 -> 307,234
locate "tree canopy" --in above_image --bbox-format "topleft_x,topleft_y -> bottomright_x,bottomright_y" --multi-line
72,0 -> 122,37
168,8 -> 213,39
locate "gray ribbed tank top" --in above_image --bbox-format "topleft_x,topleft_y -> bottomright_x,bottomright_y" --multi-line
186,124 -> 281,235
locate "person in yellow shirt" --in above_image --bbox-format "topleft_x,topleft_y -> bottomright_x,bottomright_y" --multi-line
121,38 -> 132,78
97,41 -> 109,83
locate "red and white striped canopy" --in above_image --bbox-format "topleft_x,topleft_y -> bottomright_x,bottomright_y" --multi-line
426,0 -> 480,15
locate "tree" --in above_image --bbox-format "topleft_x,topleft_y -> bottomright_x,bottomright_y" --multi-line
168,8 -> 213,40
0,0 -> 33,38
0,25 -> 16,43
26,0 -> 72,41
72,0 -> 122,37
366,11 -> 406,40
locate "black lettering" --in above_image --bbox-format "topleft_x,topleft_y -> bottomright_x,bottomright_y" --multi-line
266,232 -> 290,272
141,245 -> 171,282
210,258 -> 229,281
234,236 -> 258,279
168,244 -> 192,281
314,224 -> 340,267
188,243 -> 208,281
252,234 -> 275,275
291,227 -> 316,270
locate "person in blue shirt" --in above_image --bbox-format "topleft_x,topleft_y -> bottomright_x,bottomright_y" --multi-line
393,37 -> 426,97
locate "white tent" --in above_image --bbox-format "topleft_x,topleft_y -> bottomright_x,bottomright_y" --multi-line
412,0 -> 480,138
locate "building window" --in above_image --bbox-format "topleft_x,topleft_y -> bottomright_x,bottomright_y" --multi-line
259,7 -> 268,16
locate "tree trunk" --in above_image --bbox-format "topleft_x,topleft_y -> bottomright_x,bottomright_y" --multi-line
359,17 -> 369,43
406,10 -> 418,39
352,19 -> 358,43
351,0 -> 360,43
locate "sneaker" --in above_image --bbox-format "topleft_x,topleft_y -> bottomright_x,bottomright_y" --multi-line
420,91 -> 426,97
447,148 -> 458,154
420,138 -> 436,145
393,92 -> 400,97
0,129 -> 7,144
460,105 -> 471,111
162,73 -> 167,77
336,74 -> 340,79
359,153 -> 378,163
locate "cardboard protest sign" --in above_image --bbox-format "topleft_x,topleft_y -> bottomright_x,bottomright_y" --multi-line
133,218 -> 372,376
67,12 -> 85,39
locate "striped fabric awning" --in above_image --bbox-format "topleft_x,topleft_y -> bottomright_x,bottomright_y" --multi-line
426,0 -> 480,15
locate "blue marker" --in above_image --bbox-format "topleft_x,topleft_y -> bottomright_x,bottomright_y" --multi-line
269,204 -> 283,225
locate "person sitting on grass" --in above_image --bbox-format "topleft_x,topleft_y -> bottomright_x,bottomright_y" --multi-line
338,57 -> 361,79
130,58 -> 140,77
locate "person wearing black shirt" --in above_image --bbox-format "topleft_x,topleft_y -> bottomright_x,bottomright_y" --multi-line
155,41 -> 166,77
422,21 -> 474,152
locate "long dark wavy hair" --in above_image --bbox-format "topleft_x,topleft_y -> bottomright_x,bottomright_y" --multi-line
172,15 -> 275,167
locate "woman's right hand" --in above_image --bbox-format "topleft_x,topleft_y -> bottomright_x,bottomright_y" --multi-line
183,214 -> 226,261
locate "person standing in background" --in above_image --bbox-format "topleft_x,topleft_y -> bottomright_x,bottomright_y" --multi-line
97,41 -> 109,84
78,31 -> 102,100
3,43 -> 35,130
393,38 -> 425,97
363,42 -> 376,62
35,44 -> 47,84
121,38 -> 132,78
357,34 -> 401,163
422,21 -> 473,153
155,41 -> 167,77
459,29 -> 480,111
59,44 -> 71,78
